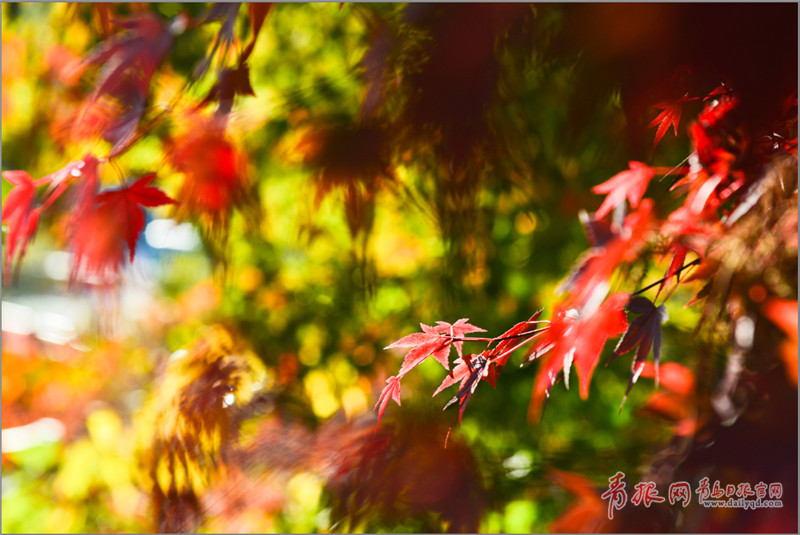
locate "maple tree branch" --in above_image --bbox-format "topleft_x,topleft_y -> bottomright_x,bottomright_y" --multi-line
443,325 -> 550,344
631,257 -> 702,297
492,332 -> 544,362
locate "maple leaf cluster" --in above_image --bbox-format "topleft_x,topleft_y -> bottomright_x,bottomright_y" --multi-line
377,81 -> 797,426
2,154 -> 175,286
2,5 -> 272,284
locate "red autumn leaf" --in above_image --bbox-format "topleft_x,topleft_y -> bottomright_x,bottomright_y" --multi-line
609,296 -> 669,409
433,318 -> 488,357
385,318 -> 486,375
70,203 -> 127,285
548,468 -> 612,533
374,375 -> 402,424
763,298 -> 798,386
2,171 -> 39,281
286,120 -> 391,237
193,4 -> 241,80
640,362 -> 695,397
433,357 -> 472,398
243,3 -> 273,61
486,311 -> 544,366
430,315 -> 546,422
442,355 -> 490,424
169,115 -> 257,236
69,172 -> 173,285
655,242 -> 689,299
94,173 -> 176,261
561,200 -> 655,311
198,62 -> 256,117
592,161 -> 656,219
73,12 -> 176,156
648,94 -> 690,152
379,319 -> 486,423
399,338 -> 451,375
526,293 -> 629,420
1,156 -> 103,282
639,362 -> 697,436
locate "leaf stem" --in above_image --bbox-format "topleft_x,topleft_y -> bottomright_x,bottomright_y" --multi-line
492,332 -> 544,362
443,324 -> 550,344
657,152 -> 693,182
630,257 -> 701,297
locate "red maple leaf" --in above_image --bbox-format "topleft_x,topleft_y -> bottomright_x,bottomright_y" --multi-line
169,115 -> 258,237
442,356 -> 492,424
95,173 -> 176,261
2,171 -> 40,282
385,318 -> 486,375
2,156 -> 106,282
73,12 -> 177,156
70,174 -> 174,284
655,242 -> 689,300
426,313 -> 546,423
486,312 -> 544,366
526,293 -> 629,420
198,61 -> 256,117
244,3 -> 273,61
763,298 -> 798,387
70,203 -> 127,285
377,318 -> 486,422
433,357 -> 473,398
608,296 -> 669,409
548,468 -> 613,533
424,312 -> 547,425
374,375 -> 402,424
561,200 -> 655,312
648,94 -> 691,153
639,362 -> 697,436
592,161 -> 656,219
